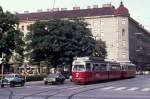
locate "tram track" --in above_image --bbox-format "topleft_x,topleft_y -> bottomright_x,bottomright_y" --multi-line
8,89 -> 13,99
8,77 -> 139,99
16,85 -> 84,99
2,88 -> 13,99
44,79 -> 131,99
15,81 -> 111,99
67,77 -> 143,99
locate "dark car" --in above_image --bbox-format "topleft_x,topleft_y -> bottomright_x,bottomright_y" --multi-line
44,73 -> 65,85
0,74 -> 25,88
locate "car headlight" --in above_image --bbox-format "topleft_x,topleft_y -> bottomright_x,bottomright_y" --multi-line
52,78 -> 56,81
43,78 -> 47,81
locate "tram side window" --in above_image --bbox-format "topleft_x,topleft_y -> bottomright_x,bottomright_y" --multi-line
111,65 -> 121,71
93,63 -> 107,71
121,65 -> 127,71
93,64 -> 99,71
86,63 -> 91,71
100,64 -> 107,71
128,66 -> 135,71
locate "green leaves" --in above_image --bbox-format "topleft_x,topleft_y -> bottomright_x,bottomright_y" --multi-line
0,6 -> 24,64
26,19 -> 106,68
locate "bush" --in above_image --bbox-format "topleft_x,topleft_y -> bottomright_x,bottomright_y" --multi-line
26,75 -> 47,82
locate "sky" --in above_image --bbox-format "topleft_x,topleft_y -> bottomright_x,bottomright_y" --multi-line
0,0 -> 149,30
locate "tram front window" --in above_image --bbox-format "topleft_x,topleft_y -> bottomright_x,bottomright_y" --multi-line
86,63 -> 91,71
73,65 -> 85,71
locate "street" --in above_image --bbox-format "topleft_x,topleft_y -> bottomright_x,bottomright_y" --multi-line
0,75 -> 150,99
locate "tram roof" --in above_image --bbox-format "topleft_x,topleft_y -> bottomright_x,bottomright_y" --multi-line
73,57 -> 104,61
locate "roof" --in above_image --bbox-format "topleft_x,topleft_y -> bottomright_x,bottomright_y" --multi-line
115,2 -> 129,15
17,4 -> 130,21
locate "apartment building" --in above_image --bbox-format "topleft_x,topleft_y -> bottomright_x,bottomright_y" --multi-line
17,2 -> 150,69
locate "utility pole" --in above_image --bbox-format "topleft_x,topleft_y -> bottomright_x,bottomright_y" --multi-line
53,0 -> 56,9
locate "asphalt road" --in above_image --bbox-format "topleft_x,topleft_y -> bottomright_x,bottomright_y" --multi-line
0,75 -> 150,99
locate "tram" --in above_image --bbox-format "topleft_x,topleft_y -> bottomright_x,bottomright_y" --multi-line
120,63 -> 136,78
72,57 -> 136,84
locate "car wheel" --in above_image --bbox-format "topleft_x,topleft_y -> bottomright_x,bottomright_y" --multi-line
51,82 -> 55,85
44,81 -> 48,85
10,82 -> 15,87
1,84 -> 4,88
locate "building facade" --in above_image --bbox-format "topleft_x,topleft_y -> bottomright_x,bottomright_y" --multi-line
17,2 -> 150,69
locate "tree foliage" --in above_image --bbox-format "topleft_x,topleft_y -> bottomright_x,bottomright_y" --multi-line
26,19 -> 106,68
94,39 -> 107,58
0,6 -> 24,64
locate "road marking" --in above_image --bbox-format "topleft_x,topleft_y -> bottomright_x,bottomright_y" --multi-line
141,88 -> 150,91
101,86 -> 115,90
68,86 -> 84,90
114,87 -> 127,91
127,87 -> 139,91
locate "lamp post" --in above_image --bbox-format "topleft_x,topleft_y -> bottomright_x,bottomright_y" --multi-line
24,59 -> 28,82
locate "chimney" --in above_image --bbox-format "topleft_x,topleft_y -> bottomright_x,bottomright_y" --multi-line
87,6 -> 91,9
61,8 -> 67,11
73,6 -> 80,10
37,9 -> 43,12
24,11 -> 29,13
47,9 -> 50,12
93,5 -> 98,8
102,3 -> 112,8
14,11 -> 18,14
53,8 -> 59,11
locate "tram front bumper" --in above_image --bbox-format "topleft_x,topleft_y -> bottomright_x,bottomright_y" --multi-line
73,78 -> 89,84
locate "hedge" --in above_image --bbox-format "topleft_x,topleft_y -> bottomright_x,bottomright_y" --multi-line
26,75 -> 47,82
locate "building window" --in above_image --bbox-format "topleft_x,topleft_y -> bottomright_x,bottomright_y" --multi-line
122,19 -> 126,24
122,40 -> 126,47
27,26 -> 30,31
122,53 -> 126,58
21,26 -> 24,31
101,31 -> 104,37
100,20 -> 104,25
122,29 -> 125,36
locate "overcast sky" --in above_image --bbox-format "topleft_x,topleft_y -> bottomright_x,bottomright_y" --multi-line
0,0 -> 149,30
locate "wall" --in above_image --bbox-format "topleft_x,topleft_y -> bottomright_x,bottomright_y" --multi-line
85,16 -> 129,62
128,18 -> 150,66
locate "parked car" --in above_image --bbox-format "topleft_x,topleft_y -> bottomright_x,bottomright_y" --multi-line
44,73 -> 65,85
0,74 -> 25,88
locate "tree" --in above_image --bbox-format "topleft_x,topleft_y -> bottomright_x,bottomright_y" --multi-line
26,19 -> 106,69
0,6 -> 24,72
93,39 -> 107,58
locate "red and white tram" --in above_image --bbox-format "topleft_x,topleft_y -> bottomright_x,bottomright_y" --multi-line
121,63 -> 136,78
72,57 -> 136,84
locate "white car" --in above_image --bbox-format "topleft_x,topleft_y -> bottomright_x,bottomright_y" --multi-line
0,74 -> 25,87
44,73 -> 65,85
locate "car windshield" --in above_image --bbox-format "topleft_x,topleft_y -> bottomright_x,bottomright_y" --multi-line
48,73 -> 59,78
5,75 -> 15,78
73,65 -> 85,71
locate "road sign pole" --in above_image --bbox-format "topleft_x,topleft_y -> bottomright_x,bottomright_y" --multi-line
1,63 -> 3,79
1,53 -> 4,79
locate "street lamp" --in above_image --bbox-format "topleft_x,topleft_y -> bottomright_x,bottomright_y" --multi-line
24,59 -> 29,82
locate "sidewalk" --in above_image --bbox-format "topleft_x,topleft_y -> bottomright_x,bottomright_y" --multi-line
26,81 -> 43,86
25,79 -> 71,86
